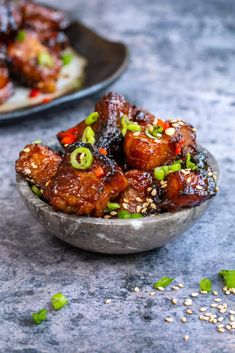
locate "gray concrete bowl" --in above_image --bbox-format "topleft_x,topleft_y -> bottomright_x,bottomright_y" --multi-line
16,146 -> 219,254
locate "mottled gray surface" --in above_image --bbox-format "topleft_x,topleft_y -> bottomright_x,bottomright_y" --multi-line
0,0 -> 235,352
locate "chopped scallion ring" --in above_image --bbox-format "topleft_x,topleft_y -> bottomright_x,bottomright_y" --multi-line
82,126 -> 96,145
51,292 -> 68,310
118,210 -> 143,219
154,160 -> 182,181
85,112 -> 99,125
16,30 -> 26,42
145,126 -> 163,139
32,308 -> 48,325
62,52 -> 74,66
186,152 -> 198,170
38,51 -> 54,68
70,147 -> 93,170
106,202 -> 120,211
121,115 -> 141,136
31,185 -> 42,197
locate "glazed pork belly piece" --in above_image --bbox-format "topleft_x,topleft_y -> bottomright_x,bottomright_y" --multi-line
123,120 -> 197,171
15,143 -> 62,190
0,58 -> 14,104
20,0 -> 69,32
0,0 -> 22,41
44,143 -> 128,217
7,30 -> 62,92
118,170 -> 159,215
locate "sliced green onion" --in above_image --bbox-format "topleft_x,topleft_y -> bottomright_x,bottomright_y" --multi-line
51,292 -> 68,310
62,52 -> 74,66
85,112 -> 99,125
199,278 -> 212,292
31,185 -> 42,197
70,147 -> 93,170
38,51 -> 54,68
82,126 -> 96,145
219,270 -> 235,289
16,30 -> 26,42
145,126 -> 163,139
153,277 -> 174,289
170,163 -> 181,172
154,167 -> 165,181
121,115 -> 141,136
32,308 -> 48,325
118,210 -> 143,219
186,152 -> 198,170
106,202 -> 120,211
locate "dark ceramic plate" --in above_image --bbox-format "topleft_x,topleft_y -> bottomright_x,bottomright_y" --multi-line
0,21 -> 128,124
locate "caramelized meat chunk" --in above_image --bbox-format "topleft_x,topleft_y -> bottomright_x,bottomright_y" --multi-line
15,143 -> 62,189
0,0 -> 22,40
0,59 -> 13,104
20,1 -> 69,32
8,30 -> 61,92
44,143 -> 128,217
118,170 -> 156,214
124,121 -> 197,171
160,169 -> 216,211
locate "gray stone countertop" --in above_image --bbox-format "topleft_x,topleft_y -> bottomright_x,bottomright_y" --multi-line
0,0 -> 235,352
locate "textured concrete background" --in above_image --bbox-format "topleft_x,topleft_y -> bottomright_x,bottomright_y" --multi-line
0,0 -> 235,352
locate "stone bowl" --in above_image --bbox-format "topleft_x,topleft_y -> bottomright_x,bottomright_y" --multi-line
16,146 -> 219,254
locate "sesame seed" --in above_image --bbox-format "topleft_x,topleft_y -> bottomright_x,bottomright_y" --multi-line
217,324 -> 224,329
146,198 -> 153,203
220,309 -> 227,314
186,309 -> 193,315
196,185 -> 203,190
122,203 -> 129,210
110,211 -> 117,216
192,127 -> 197,132
133,132 -> 140,136
210,303 -> 218,308
184,299 -> 193,306
200,307 -> 207,312
178,283 -> 184,288
230,315 -> 235,322
183,335 -> 189,341
225,290 -> 230,295
136,205 -> 142,213
187,177 -> 192,183
133,287 -> 140,293
203,316 -> 209,321
123,198 -> 129,203
149,291 -> 156,296
157,287 -> 164,291
143,202 -> 149,208
214,298 -> 221,302
104,215 -> 111,219
217,317 -> 224,322
23,147 -> 30,153
229,310 -> 235,315
191,292 -> 199,297
151,189 -> 157,196
150,203 -> 157,210
181,317 -> 187,323
171,123 -> 180,128
141,208 -> 147,213
226,325 -> 232,330
135,197 -> 142,202
205,312 -> 212,317
215,186 -> 219,192
147,187 -> 152,192
161,184 -> 167,189
104,299 -> 111,304
212,290 -> 218,296
200,290 -> 208,294
217,328 -> 225,333
172,286 -> 179,290
199,315 -> 204,321
165,317 -> 173,323
165,128 -> 176,136
172,298 -> 177,305
208,171 -> 213,176
223,286 -> 228,291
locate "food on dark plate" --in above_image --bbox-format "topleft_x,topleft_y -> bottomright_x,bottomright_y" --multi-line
16,92 -> 218,219
0,0 -> 72,102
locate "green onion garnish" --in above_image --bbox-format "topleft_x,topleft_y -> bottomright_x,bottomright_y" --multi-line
186,152 -> 198,170
85,112 -> 99,125
16,30 -> 26,42
62,52 -> 74,66
219,270 -> 235,289
38,52 -> 54,68
154,161 -> 182,181
70,147 -> 94,170
51,292 -> 68,310
121,115 -> 141,136
118,210 -> 143,219
31,185 -> 42,197
153,277 -> 174,289
145,126 -> 163,139
106,202 -> 120,211
82,126 -> 96,145
32,308 -> 48,325
199,278 -> 212,292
